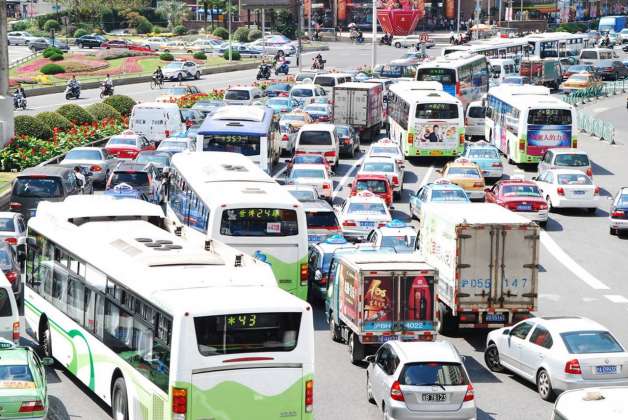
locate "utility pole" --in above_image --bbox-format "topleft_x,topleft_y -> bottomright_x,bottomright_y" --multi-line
456,0 -> 461,34
228,0 -> 232,61
298,0 -> 304,71
0,0 -> 15,147
371,0 -> 376,71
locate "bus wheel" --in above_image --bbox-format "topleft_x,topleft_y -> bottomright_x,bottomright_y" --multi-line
349,333 -> 365,365
38,320 -> 52,358
112,377 -> 129,420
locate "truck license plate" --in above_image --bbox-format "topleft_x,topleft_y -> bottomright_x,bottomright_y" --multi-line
595,365 -> 617,374
485,313 -> 507,323
422,393 -> 447,402
381,335 -> 399,342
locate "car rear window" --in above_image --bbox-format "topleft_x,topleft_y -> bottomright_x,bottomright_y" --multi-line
447,167 -> 480,178
294,155 -> 326,165
291,169 -> 325,179
13,177 -> 63,198
467,148 -> 498,159
381,234 -> 416,250
306,211 -> 338,228
108,137 -> 137,146
371,146 -> 398,155
362,162 -> 394,173
348,203 -> 387,215
0,289 -> 13,317
0,364 -> 33,385
554,154 -> 590,167
110,171 -> 149,187
502,185 -> 541,197
291,88 -> 314,97
289,190 -> 317,201
400,362 -> 469,386
0,219 -> 15,232
431,189 -> 469,201
557,174 -> 592,185
194,312 -> 301,356
314,76 -> 336,87
560,331 -> 624,354
356,179 -> 388,193
580,51 -> 597,59
299,131 -> 332,146
65,150 -> 103,160
468,106 -> 486,119
224,90 -> 251,100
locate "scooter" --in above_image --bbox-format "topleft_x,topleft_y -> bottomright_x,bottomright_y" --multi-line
311,59 -> 326,70
100,83 -> 114,99
65,84 -> 81,100
275,60 -> 290,76
257,64 -> 272,80
13,93 -> 26,110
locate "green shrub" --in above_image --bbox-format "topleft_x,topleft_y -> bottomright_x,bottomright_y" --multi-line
248,28 -> 263,41
193,51 -> 207,60
36,111 -> 73,132
12,21 -> 29,31
15,115 -> 53,140
233,27 -> 250,43
103,95 -> 136,116
213,27 -> 229,40
136,17 -> 154,34
43,19 -> 61,32
42,47 -> 62,58
160,52 -> 174,61
85,103 -> 121,120
223,49 -> 241,61
153,26 -> 167,34
56,104 -> 95,125
49,53 -> 64,61
174,25 -> 187,36
73,28 -> 88,38
40,63 -> 65,75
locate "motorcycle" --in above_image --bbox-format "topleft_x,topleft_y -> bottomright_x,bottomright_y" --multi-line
380,35 -> 392,46
275,60 -> 290,76
13,94 -> 26,110
257,64 -> 272,80
65,84 -> 81,100
311,58 -> 326,70
100,83 -> 114,99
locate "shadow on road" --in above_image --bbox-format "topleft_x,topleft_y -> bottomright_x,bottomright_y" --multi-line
463,356 -> 503,384
477,407 -> 498,420
592,161 -> 614,176
543,217 -> 564,232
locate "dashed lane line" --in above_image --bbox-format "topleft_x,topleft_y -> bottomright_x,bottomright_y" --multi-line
604,295 -> 628,304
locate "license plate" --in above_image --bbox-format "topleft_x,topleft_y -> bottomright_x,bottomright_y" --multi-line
573,190 -> 586,195
308,235 -> 325,243
485,313 -> 507,323
29,209 -> 36,217
595,365 -> 617,374
517,205 -> 532,211
381,335 -> 399,342
430,150 -> 443,156
360,221 -> 375,228
421,393 -> 447,402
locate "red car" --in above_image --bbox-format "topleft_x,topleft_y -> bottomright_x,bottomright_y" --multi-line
102,39 -> 129,49
286,153 -> 331,173
348,173 -> 393,207
484,178 -> 549,226
104,130 -> 155,159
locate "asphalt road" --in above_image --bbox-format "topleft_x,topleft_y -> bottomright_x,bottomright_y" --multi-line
17,42 -> 628,419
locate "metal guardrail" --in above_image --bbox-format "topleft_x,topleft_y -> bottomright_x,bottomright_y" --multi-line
562,80 -> 627,106
9,51 -> 41,69
577,111 -> 616,145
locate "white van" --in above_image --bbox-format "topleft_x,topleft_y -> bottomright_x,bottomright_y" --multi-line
489,58 -> 518,83
552,387 -> 628,420
579,47 -> 617,64
129,102 -> 185,143
294,123 -> 340,168
0,276 -> 19,343
313,73 -> 353,94
465,100 -> 486,140
223,86 -> 264,105
289,83 -> 328,105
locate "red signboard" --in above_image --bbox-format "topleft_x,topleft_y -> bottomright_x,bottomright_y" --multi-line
377,1 -> 424,36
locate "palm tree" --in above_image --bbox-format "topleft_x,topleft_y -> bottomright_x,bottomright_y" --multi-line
156,0 -> 191,30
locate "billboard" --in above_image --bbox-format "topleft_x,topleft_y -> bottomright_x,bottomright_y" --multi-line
527,124 -> 572,156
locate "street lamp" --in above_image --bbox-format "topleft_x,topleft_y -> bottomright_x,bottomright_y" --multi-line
228,0 -> 232,61
371,0 -> 376,71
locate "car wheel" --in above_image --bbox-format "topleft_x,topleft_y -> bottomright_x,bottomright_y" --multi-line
349,332 -> 365,365
112,377 -> 129,420
394,42 -> 401,48
484,344 -> 505,372
329,316 -> 342,342
195,71 -> 201,80
610,227 -> 618,236
537,369 -> 556,401
38,320 -> 53,358
539,220 -> 547,229
409,204 -> 417,220
367,373 -> 376,404
546,196 -> 554,213
177,73 -> 183,82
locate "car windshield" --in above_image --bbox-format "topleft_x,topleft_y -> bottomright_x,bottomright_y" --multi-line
371,146 -> 398,155
13,177 -> 62,198
348,202 -> 387,215
268,84 -> 290,91
554,154 -> 590,166
381,234 -> 416,250
561,331 -> 624,354
289,190 -> 316,201
158,141 -> 187,151
362,162 -> 394,172
108,137 -> 136,146
110,172 -> 149,187
569,75 -> 589,81
291,88 -> 314,97
306,211 -> 338,228
431,189 -> 469,201
502,185 -> 541,197
224,90 -> 251,100
0,364 -> 34,385
136,154 -> 170,166
269,98 -> 291,106
400,362 -> 468,386
557,174 -> 592,185
291,169 -> 325,179
447,167 -> 480,178
468,106 -> 486,118
356,179 -> 387,193
65,149 -> 102,160
0,218 -> 15,232
294,155 -> 325,165
163,87 -> 188,95
467,148 -> 499,159
165,62 -> 184,70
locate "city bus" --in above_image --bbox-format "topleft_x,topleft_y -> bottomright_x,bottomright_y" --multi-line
484,85 -> 577,164
524,32 -> 592,59
416,52 -> 489,110
442,38 -> 530,63
24,197 -> 315,420
195,105 -> 281,174
166,151 -> 310,300
387,82 -> 465,157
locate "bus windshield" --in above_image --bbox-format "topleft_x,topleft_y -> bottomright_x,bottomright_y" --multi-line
528,109 -> 572,125
416,68 -> 456,84
416,103 -> 459,119
220,208 -> 299,236
203,135 -> 261,156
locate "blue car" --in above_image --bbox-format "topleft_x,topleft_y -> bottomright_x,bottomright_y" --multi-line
303,103 -> 332,122
409,180 -> 470,221
266,97 -> 302,115
265,83 -> 293,97
461,141 -> 504,180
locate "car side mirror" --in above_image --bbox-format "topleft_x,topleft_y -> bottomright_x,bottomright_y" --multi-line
42,357 -> 54,366
531,176 -> 537,181
435,169 -> 442,174
315,269 -> 322,282
365,355 -> 376,363
503,329 -> 511,335
347,182 -> 352,188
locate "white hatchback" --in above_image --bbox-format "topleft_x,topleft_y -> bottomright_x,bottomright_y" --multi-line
294,124 -> 340,169
286,163 -> 333,201
534,169 -> 599,213
360,156 -> 404,199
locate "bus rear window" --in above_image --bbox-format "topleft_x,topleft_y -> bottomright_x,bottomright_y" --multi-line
220,208 -> 299,236
13,177 -> 63,198
528,109 -> 572,125
110,172 -> 149,188
299,131 -> 332,146
194,312 -> 301,356
416,103 -> 459,119
203,135 -> 261,156
416,68 -> 456,84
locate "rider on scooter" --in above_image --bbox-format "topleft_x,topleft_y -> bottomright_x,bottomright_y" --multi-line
13,84 -> 26,108
102,73 -> 113,95
67,75 -> 80,96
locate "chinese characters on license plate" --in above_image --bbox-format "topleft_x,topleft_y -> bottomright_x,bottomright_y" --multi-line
360,221 -> 375,228
485,313 -> 506,323
422,393 -> 447,402
596,365 -> 617,374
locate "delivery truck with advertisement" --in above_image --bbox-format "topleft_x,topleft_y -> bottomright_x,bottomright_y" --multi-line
324,252 -> 438,364
419,202 -> 540,335
332,82 -> 384,142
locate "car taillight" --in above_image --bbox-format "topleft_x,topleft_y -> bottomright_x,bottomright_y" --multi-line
612,210 -> 625,218
519,138 -> 526,151
557,187 -> 565,196
459,133 -> 465,144
90,165 -> 102,172
282,134 -> 289,141
320,275 -> 328,286
594,186 -> 600,195
586,167 -> 592,177
565,359 -> 582,375
534,202 -> 548,210
9,202 -> 21,211
172,387 -> 187,417
342,220 -> 356,227
300,263 -> 308,285
378,222 -> 387,227
455,81 -> 461,96
473,182 -> 484,188
390,380 -> 405,401
4,271 -> 17,284
4,237 -> 17,246
19,400 -> 44,413
492,162 -> 503,167
392,175 -> 399,186
343,137 -> 350,144
322,183 -> 331,190
324,150 -> 336,157
505,202 -> 518,210
305,379 -> 314,412
463,383 -> 475,402
12,321 -> 19,342
165,130 -> 170,137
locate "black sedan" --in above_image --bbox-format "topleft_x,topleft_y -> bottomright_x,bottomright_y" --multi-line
335,124 -> 360,158
593,60 -> 628,80
76,34 -> 106,48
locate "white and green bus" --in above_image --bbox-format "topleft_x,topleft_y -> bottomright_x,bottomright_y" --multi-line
166,151 -> 310,301
388,81 -> 465,157
24,197 -> 315,420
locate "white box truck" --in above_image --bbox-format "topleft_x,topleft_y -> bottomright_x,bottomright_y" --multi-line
419,202 -> 540,334
332,82 -> 384,141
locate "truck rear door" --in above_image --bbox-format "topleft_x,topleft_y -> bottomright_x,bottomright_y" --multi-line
333,88 -> 350,124
457,225 -> 496,308
397,273 -> 436,334
496,226 -> 538,310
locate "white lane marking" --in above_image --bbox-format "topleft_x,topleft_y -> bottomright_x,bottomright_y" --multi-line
604,295 -> 628,304
539,293 -> 560,301
581,297 -> 598,302
332,157 -> 364,200
592,107 -> 609,115
540,231 -> 610,290
418,166 -> 434,188
273,166 -> 287,179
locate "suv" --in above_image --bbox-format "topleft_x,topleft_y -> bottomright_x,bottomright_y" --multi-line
106,161 -> 161,203
294,124 -> 340,169
76,34 -> 106,48
162,61 -> 201,81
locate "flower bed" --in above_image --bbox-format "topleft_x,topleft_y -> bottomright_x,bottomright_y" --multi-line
93,49 -> 156,60
176,89 -> 225,108
16,58 -> 57,73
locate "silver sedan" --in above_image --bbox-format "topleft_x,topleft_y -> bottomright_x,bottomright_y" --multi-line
59,147 -> 118,184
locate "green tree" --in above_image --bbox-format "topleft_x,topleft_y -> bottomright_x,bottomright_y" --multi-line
156,0 -> 191,30
43,19 -> 61,32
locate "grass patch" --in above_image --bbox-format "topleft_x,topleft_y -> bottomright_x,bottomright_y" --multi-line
0,173 -> 17,195
138,57 -> 163,74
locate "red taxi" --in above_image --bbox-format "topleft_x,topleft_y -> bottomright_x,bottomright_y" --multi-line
485,178 -> 549,227
348,173 -> 393,207
104,130 -> 156,159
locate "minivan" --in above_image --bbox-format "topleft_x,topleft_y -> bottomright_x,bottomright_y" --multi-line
294,124 -> 340,169
106,161 -> 162,204
10,165 -> 83,221
579,48 -> 617,64
465,100 -> 486,140
223,86 -> 264,105
489,58 -> 518,83
0,276 -> 20,343
312,73 -> 353,94
538,148 -> 592,178
129,102 -> 185,143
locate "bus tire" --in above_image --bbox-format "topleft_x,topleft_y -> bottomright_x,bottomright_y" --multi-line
349,332 -> 365,364
112,377 -> 129,420
38,318 -> 53,359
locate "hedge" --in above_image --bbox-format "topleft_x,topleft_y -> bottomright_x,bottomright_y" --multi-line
136,17 -> 154,35
56,104 -> 95,125
42,47 -> 62,58
223,49 -> 241,61
160,52 -> 174,61
174,25 -> 187,36
103,95 -> 136,116
85,103 -> 122,120
213,27 -> 229,40
74,28 -> 88,38
40,63 -> 65,75
193,51 -> 207,60
15,115 -> 53,140
234,27 -> 250,43
36,111 -> 73,132
248,29 -> 263,42
49,53 -> 64,61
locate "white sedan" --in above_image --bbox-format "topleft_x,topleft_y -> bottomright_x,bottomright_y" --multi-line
534,169 -> 599,213
485,317 -> 628,401
359,156 -> 404,200
367,139 -> 405,169
0,212 -> 27,248
286,164 -> 333,201
336,191 -> 391,241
